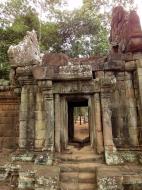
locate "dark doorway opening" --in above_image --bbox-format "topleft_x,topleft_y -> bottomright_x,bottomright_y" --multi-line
123,184 -> 142,190
68,98 -> 90,146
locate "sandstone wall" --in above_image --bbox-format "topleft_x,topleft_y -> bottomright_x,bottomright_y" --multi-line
111,71 -> 138,147
110,6 -> 142,53
0,89 -> 19,150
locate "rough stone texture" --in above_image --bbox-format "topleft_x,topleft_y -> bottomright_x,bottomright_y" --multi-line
3,5 -> 142,190
35,89 -> 46,149
0,88 -> 19,150
0,164 -> 59,190
32,62 -> 92,80
42,52 -> 69,66
58,62 -> 92,80
110,6 -> 142,53
111,72 -> 139,147
97,166 -> 142,190
8,30 -> 41,67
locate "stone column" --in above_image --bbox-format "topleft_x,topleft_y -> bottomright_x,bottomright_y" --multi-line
39,80 -> 54,152
35,89 -> 45,149
136,59 -> 142,104
19,85 -> 28,149
27,85 -> 36,149
100,76 -> 124,165
88,96 -> 95,148
19,78 -> 36,150
60,97 -> 68,150
101,92 -> 115,151
114,73 -> 126,142
94,93 -> 104,154
136,60 -> 142,135
125,72 -> 138,146
55,94 -> 61,152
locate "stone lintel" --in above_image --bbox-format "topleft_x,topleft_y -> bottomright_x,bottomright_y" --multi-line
53,80 -> 100,94
18,76 -> 34,86
32,64 -> 93,81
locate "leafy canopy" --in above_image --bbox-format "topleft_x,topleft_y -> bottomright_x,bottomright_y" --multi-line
0,0 -> 135,78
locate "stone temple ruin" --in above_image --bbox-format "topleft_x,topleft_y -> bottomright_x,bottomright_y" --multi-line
0,5 -> 142,190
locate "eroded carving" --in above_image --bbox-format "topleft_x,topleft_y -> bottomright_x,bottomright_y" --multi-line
8,30 -> 41,67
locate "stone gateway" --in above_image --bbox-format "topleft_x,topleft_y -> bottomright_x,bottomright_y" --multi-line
0,6 -> 142,190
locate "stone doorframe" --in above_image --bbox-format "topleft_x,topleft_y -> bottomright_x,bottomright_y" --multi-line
54,93 -> 104,154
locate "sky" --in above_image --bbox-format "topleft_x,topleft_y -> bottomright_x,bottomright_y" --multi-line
136,0 -> 142,25
67,0 -> 142,25
67,0 -> 83,9
0,0 -> 142,25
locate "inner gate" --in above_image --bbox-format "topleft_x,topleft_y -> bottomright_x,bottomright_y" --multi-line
54,93 -> 98,152
68,98 -> 89,146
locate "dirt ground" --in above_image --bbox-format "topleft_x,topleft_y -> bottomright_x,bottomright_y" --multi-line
74,120 -> 89,141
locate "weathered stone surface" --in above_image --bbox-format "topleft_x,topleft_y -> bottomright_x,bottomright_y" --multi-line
12,152 -> 35,162
0,90 -> 19,150
8,30 -> 41,67
18,171 -> 35,189
32,62 -> 92,80
97,166 -> 142,190
0,164 -> 59,190
110,6 -> 142,53
42,52 -> 69,66
1,6 -> 142,190
19,86 -> 28,149
94,93 -> 104,154
16,66 -> 33,76
58,62 -> 92,79
35,91 -> 46,149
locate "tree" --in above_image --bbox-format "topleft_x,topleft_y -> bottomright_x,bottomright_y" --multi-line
0,9 -> 40,79
40,22 -> 62,52
0,0 -> 66,26
82,0 -> 135,28
55,0 -> 135,57
58,2 -> 109,57
0,0 -> 136,79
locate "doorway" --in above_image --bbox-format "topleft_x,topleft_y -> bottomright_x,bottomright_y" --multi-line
68,98 -> 90,146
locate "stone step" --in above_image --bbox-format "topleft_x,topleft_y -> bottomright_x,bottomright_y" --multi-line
60,182 -> 96,190
60,172 -> 96,183
57,154 -> 104,163
60,162 -> 103,172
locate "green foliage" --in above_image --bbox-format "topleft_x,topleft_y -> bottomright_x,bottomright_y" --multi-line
0,9 -> 40,79
57,2 -> 109,57
0,28 -> 12,79
11,10 -> 40,35
0,0 -> 135,79
40,22 -> 62,52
